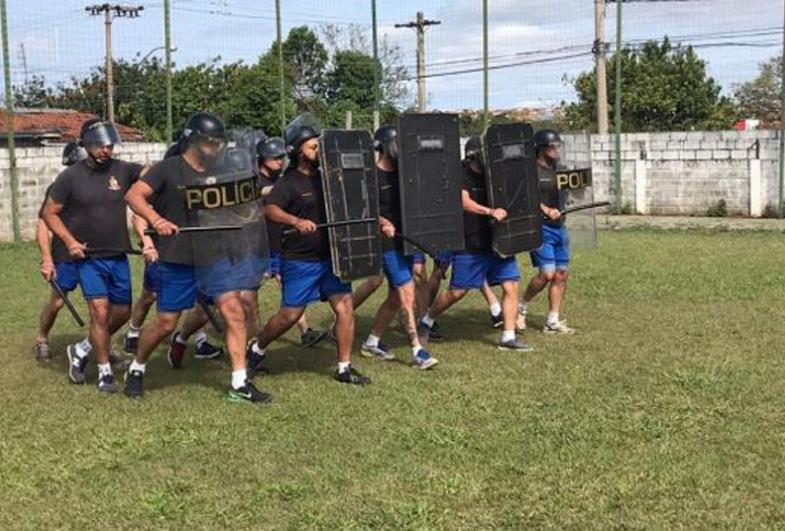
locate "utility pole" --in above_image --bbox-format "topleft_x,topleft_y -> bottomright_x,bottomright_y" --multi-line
613,0 -> 623,213
371,0 -> 380,130
86,4 -> 144,122
594,0 -> 609,134
395,12 -> 440,112
1,0 -> 20,242
276,0 -> 285,133
779,0 -> 785,217
483,0 -> 489,126
164,0 -> 173,142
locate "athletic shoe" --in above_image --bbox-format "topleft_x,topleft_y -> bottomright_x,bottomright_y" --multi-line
66,343 -> 89,384
301,328 -> 329,348
490,313 -> 503,328
544,320 -> 576,335
428,321 -> 445,341
334,366 -> 371,386
412,348 -> 438,370
124,334 -> 138,355
97,373 -> 118,394
246,339 -> 268,378
360,341 -> 396,361
194,340 -> 223,360
167,332 -> 187,369
124,369 -> 144,399
227,380 -> 273,403
517,303 -> 528,331
497,338 -> 534,352
35,342 -> 51,362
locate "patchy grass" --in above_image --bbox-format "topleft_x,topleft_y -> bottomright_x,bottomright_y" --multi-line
1,230 -> 784,529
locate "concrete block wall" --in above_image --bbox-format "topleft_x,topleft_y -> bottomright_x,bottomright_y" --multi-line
0,143 -> 166,242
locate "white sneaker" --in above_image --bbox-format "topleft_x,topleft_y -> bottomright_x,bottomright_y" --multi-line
544,320 -> 575,335
360,341 -> 396,361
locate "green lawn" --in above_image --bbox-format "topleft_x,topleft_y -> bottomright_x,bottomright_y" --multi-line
1,230 -> 784,529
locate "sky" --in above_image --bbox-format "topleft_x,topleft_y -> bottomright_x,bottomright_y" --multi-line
4,0 -> 783,111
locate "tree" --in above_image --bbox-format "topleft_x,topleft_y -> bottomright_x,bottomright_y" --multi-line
734,54 -> 782,127
563,38 -> 737,132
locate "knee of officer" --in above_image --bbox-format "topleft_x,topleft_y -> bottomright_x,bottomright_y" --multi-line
554,270 -> 569,285
539,270 -> 556,283
88,299 -> 110,325
156,312 -> 180,335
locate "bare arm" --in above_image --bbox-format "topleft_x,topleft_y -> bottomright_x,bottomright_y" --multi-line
36,219 -> 56,280
265,204 -> 317,233
125,180 -> 178,235
462,190 -> 507,221
41,197 -> 86,259
540,202 -> 561,220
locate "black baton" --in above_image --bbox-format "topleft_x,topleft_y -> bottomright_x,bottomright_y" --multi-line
281,217 -> 377,236
144,225 -> 243,236
560,201 -> 611,216
49,279 -> 85,327
394,233 -> 440,261
197,297 -> 224,335
86,247 -> 143,256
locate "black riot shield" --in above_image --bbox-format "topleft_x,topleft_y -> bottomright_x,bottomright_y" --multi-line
185,146 -> 270,296
483,122 -> 542,257
396,113 -> 464,256
320,129 -> 382,281
556,166 -> 596,251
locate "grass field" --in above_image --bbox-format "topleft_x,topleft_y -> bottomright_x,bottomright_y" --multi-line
2,229 -> 785,529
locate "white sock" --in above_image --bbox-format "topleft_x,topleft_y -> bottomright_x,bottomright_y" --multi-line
547,312 -> 559,325
412,345 -> 423,357
97,363 -> 112,377
421,314 -> 435,328
78,337 -> 92,355
252,343 -> 266,357
337,361 -> 351,373
193,331 -> 207,348
175,333 -> 187,345
365,334 -> 380,348
129,360 -> 146,374
231,369 -> 247,389
489,303 -> 502,317
501,330 -> 516,343
126,327 -> 140,339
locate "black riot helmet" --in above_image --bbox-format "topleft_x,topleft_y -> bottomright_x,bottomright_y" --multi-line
373,125 -> 398,160
284,124 -> 320,162
464,136 -> 483,164
79,118 -> 122,148
533,128 -> 561,165
62,142 -> 87,166
256,136 -> 287,161
180,112 -> 227,164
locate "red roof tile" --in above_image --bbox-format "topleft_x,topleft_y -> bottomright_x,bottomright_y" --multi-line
0,109 -> 145,142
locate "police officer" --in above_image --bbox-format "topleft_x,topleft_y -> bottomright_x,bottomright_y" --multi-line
34,143 -> 88,362
246,120 -> 370,385
358,125 -> 438,368
255,136 -> 327,349
41,120 -> 144,392
124,112 -> 272,402
520,129 -> 575,335
418,137 -> 532,351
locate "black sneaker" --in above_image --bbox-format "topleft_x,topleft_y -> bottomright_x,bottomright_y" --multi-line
490,313 -> 503,328
334,366 -> 371,386
497,338 -> 534,352
246,339 -> 268,378
35,341 -> 51,362
66,344 -> 89,384
124,334 -> 138,355
227,380 -> 273,403
97,373 -> 118,394
301,328 -> 328,348
429,321 -> 445,341
124,369 -> 144,399
194,340 -> 223,360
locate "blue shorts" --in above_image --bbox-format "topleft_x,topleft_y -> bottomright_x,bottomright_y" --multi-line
143,262 -> 160,294
382,250 -> 414,289
156,261 -> 198,313
54,262 -> 79,293
281,259 -> 352,308
196,256 -> 262,299
269,251 -> 282,277
530,224 -> 570,272
450,252 -> 520,290
76,255 -> 132,305
412,253 -> 426,265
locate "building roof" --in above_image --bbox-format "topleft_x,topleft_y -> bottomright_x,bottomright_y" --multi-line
0,108 -> 144,143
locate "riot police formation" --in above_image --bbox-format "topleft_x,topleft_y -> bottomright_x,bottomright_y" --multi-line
38,112 -> 592,404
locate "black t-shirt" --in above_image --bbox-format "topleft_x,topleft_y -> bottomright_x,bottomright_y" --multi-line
537,162 -> 567,227
462,165 -> 492,254
47,159 -> 143,258
259,171 -> 282,254
40,184 -> 69,263
142,155 -> 207,264
377,167 -> 403,253
266,167 -> 328,261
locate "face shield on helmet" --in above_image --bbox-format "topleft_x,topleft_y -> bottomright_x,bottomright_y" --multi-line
80,121 -> 122,148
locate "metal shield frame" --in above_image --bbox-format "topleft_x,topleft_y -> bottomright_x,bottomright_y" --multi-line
320,129 -> 382,281
396,113 -> 465,256
483,122 -> 542,257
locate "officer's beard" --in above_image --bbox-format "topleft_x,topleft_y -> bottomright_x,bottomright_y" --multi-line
88,152 -> 111,169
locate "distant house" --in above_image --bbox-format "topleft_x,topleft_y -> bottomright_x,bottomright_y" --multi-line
0,108 -> 144,147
